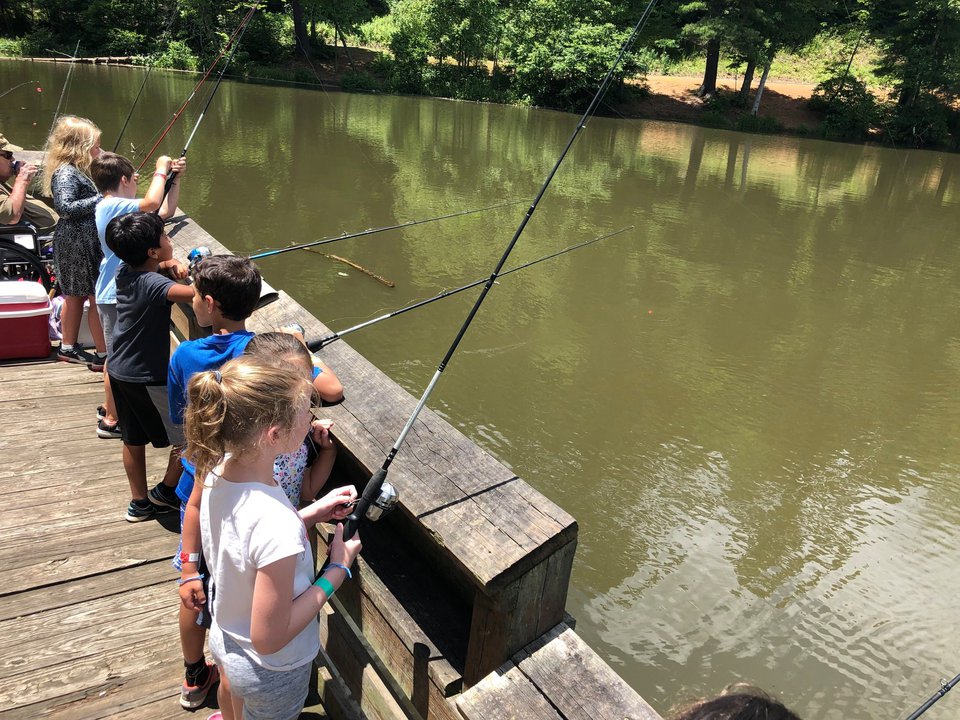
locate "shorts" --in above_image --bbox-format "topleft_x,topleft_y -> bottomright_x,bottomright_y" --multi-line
110,378 -> 184,447
97,304 -> 118,356
209,627 -> 311,720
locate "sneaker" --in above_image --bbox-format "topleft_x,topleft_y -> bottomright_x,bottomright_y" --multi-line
57,346 -> 96,366
96,405 -> 106,420
206,714 -> 223,720
148,482 -> 179,510
88,352 -> 106,372
96,418 -> 122,439
125,500 -> 157,523
181,664 -> 220,710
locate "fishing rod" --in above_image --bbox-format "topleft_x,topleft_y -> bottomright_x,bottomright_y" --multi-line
136,2 -> 259,173
338,0 -> 659,537
158,4 -> 259,203
249,200 -> 523,261
307,225 -> 632,351
905,672 -> 960,720
41,40 -> 81,166
0,80 -> 39,100
113,65 -> 153,152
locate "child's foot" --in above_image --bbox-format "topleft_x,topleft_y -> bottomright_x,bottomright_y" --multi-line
57,345 -> 96,366
96,418 -> 122,439
88,352 -> 106,372
96,405 -> 106,420
125,499 -> 158,522
181,663 -> 220,709
147,482 -> 179,510
206,714 -> 223,720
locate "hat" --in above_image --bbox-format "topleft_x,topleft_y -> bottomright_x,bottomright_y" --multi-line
0,134 -> 23,152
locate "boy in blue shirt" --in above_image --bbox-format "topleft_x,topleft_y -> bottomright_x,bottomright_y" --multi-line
106,212 -> 193,523
91,151 -> 186,438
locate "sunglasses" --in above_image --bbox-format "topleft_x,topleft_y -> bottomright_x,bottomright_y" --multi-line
0,151 -> 13,160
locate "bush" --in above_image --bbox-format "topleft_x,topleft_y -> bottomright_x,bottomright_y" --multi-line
0,37 -> 23,56
356,15 -> 395,48
152,40 -> 198,70
340,69 -> 383,92
883,93 -> 954,149
809,73 -> 879,142
20,28 -> 58,57
101,28 -> 145,55
736,114 -> 783,134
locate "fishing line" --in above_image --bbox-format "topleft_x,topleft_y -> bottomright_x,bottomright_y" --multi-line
157,5 -> 259,203
339,0 -> 659,537
41,40 -> 81,167
904,672 -> 960,720
307,225 -> 632,351
113,65 -> 153,153
136,2 -> 260,173
249,200 -> 523,260
0,80 -> 39,100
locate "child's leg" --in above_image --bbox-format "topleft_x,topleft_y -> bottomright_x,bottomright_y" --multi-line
122,443 -> 148,500
102,366 -> 118,425
60,295 -> 84,346
162,446 -> 182,488
217,670 -> 242,720
86,295 -> 106,354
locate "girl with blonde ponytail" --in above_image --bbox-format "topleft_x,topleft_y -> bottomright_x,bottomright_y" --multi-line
183,356 -> 360,720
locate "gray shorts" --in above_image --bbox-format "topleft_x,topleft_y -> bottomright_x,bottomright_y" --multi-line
210,627 -> 312,720
97,304 -> 118,356
145,384 -> 185,446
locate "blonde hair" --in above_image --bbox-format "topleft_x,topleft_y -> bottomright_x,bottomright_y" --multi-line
42,115 -> 101,195
184,356 -> 313,482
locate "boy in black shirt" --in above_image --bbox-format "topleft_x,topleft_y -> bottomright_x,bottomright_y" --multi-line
106,212 -> 194,521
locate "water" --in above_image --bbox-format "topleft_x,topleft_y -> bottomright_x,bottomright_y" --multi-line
4,61 -> 960,719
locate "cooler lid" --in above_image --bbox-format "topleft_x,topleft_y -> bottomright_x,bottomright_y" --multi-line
0,280 -> 50,306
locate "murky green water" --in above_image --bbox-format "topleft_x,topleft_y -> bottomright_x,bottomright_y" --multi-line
4,61 -> 960,719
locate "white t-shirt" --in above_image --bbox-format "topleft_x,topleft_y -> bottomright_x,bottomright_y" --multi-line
200,473 -> 319,670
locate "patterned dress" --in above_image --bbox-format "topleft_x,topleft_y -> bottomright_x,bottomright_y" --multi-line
275,441 -> 310,508
51,164 -> 102,296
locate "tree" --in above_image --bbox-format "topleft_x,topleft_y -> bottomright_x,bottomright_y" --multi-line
677,0 -> 729,97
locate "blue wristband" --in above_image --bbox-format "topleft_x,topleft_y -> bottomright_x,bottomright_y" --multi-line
325,562 -> 352,579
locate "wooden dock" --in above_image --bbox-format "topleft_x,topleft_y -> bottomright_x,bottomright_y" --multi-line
0,177 -> 662,719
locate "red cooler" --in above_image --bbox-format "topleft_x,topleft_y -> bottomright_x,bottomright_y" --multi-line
0,281 -> 52,360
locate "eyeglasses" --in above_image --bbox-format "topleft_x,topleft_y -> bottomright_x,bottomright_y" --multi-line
0,151 -> 13,160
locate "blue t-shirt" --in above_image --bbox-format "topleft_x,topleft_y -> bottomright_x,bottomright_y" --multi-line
95,197 -> 140,305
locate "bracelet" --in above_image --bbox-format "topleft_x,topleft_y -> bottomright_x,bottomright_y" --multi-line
177,574 -> 203,586
314,575 -> 335,598
325,562 -> 352,579
154,171 -> 167,179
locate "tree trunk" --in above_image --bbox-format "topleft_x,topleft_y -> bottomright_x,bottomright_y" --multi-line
751,62 -> 771,116
738,60 -> 756,106
698,39 -> 720,97
291,0 -> 309,59
336,25 -> 357,73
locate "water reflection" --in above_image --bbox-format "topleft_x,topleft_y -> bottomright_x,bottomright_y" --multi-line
3,60 -> 960,720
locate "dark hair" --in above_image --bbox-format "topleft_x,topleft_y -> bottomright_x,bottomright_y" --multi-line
672,684 -> 801,720
90,151 -> 135,193
193,255 -> 262,321
107,211 -> 164,265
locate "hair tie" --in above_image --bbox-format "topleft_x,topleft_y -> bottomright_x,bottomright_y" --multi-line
214,370 -> 222,383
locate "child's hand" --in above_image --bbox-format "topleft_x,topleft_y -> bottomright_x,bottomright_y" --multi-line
156,155 -> 173,174
308,485 -> 357,524
329,522 -> 362,568
171,157 -> 187,175
310,418 -> 335,451
179,576 -> 206,611
161,259 -> 190,280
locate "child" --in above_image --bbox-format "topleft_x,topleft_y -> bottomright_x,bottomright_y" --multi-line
91,151 -> 186,439
245,332 -> 338,507
105,211 -> 192,522
169,257 -> 344,710
183,357 -> 360,720
42,116 -> 108,369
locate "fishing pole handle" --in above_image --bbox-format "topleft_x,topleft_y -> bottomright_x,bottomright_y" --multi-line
343,468 -> 389,537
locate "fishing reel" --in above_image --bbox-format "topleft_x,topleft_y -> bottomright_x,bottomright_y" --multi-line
187,245 -> 279,309
365,481 -> 399,521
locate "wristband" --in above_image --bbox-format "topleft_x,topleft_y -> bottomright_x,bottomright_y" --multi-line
179,551 -> 200,564
325,562 -> 352,579
313,575 -> 335,598
177,574 -> 203,586
154,171 -> 167,179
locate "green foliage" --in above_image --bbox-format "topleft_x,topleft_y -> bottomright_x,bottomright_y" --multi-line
152,40 -> 198,70
0,38 -> 24,57
21,28 -> 59,57
883,92 -> 955,149
340,68 -> 383,91
809,71 -> 880,142
355,14 -> 396,48
735,113 -> 783,133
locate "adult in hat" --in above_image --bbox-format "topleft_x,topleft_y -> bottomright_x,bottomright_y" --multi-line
0,133 -> 59,233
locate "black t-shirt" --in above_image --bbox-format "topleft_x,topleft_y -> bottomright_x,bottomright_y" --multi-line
108,264 -> 176,384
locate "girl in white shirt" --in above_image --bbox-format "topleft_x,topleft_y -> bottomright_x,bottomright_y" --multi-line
183,356 -> 361,720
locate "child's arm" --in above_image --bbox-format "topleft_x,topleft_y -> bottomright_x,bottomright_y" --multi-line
250,523 -> 361,656
158,157 -> 186,219
178,479 -> 205,611
312,358 -> 343,403
299,484 -> 356,528
159,259 -> 189,280
167,283 -> 195,303
300,421 -> 337,504
138,156 -> 174,213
